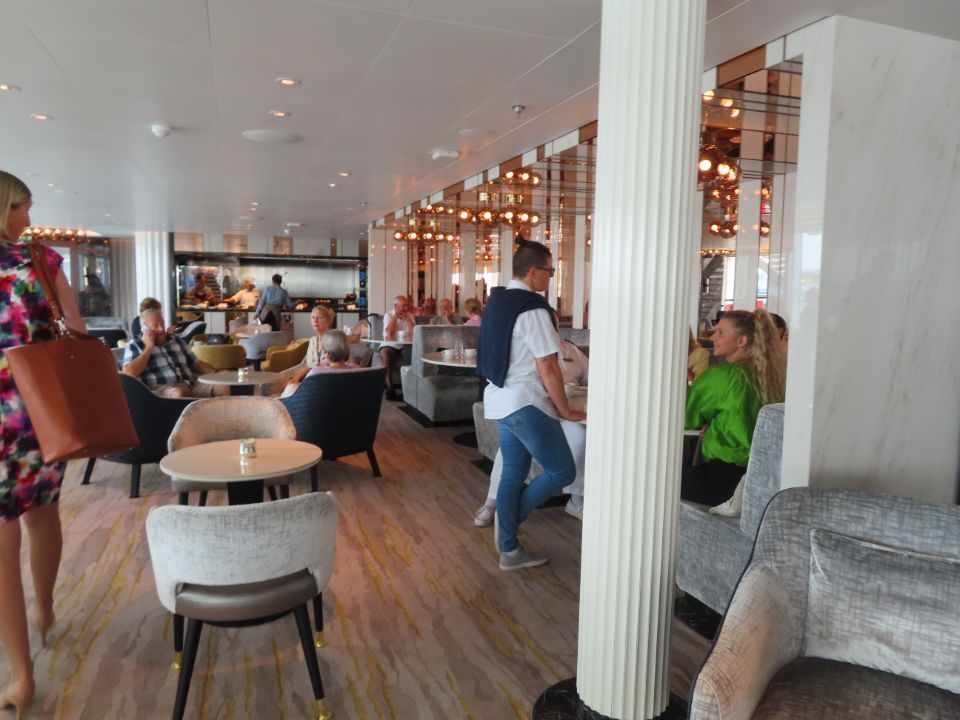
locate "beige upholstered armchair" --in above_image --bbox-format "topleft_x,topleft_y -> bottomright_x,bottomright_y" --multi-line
262,338 -> 309,372
166,397 -> 298,505
690,488 -> 960,719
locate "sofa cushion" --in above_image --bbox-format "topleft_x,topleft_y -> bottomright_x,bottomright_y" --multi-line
676,501 -> 755,614
804,529 -> 960,693
751,657 -> 960,719
739,403 -> 784,538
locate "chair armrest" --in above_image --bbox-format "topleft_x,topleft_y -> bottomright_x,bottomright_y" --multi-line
690,566 -> 802,720
265,345 -> 286,360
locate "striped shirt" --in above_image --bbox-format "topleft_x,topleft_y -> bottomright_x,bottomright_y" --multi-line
122,335 -> 199,388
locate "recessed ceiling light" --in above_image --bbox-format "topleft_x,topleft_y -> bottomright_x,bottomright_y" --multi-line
328,182 -> 337,188
269,110 -> 291,118
285,221 -> 303,228
250,201 -> 260,206
276,77 -> 300,87
0,83 -> 19,92
241,129 -> 303,144
338,171 -> 350,177
47,182 -> 57,188
30,113 -> 50,121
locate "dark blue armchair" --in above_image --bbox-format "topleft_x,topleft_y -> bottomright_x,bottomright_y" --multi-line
280,367 -> 386,490
82,374 -> 193,498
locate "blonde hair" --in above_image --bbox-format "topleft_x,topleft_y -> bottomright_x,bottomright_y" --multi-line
311,305 -> 336,325
0,171 -> 31,241
321,330 -> 350,363
688,327 -> 701,354
464,297 -> 482,316
723,309 -> 786,404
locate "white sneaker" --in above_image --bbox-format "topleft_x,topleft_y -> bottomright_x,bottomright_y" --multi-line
565,498 -> 583,521
499,545 -> 549,571
473,503 -> 495,527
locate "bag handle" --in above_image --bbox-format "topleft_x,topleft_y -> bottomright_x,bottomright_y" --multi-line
26,242 -> 94,341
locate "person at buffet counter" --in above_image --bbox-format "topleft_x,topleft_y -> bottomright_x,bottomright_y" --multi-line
183,271 -> 216,305
431,298 -> 461,325
255,273 -> 293,331
381,295 -> 416,400
224,276 -> 260,308
463,297 -> 483,326
478,240 -> 586,571
122,308 -> 228,398
475,315 -> 589,527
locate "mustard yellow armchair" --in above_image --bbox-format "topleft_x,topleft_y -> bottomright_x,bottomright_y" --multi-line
191,343 -> 248,370
262,339 -> 309,372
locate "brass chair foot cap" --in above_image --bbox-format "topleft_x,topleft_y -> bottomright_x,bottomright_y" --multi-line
315,698 -> 331,719
171,652 -> 182,671
314,631 -> 327,649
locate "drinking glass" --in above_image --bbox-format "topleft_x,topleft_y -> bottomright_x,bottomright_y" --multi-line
454,336 -> 464,360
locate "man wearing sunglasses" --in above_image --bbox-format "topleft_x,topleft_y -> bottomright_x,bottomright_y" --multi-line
477,239 -> 586,571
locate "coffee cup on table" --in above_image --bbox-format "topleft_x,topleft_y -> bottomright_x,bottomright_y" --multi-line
442,348 -> 456,360
397,330 -> 407,341
463,348 -> 477,360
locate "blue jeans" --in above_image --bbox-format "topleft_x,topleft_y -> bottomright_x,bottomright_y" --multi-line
495,405 -> 576,553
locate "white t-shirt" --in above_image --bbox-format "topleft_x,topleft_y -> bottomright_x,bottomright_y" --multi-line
382,309 -> 413,351
483,279 -> 561,420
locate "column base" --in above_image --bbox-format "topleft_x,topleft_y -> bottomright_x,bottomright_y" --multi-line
532,678 -> 687,720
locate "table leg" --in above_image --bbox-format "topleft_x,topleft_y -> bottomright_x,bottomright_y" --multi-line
227,479 -> 265,505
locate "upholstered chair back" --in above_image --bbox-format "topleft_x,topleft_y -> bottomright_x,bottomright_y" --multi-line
168,397 -> 295,453
146,492 -> 338,613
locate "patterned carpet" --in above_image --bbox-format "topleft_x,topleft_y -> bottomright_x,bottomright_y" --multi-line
1,401 -> 707,719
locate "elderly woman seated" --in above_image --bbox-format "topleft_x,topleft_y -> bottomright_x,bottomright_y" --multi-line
279,330 -> 358,398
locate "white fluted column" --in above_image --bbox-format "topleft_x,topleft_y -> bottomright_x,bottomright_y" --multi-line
134,231 -> 173,325
110,236 -> 138,324
576,0 -> 705,718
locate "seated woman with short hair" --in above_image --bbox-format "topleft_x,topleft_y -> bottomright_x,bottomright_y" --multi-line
280,330 -> 357,398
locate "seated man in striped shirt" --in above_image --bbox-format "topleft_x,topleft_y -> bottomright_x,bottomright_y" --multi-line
122,308 -> 228,398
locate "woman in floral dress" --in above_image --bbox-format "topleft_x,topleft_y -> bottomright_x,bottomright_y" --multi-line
0,170 -> 85,718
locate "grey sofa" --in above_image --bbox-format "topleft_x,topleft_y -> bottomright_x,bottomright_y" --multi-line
690,487 -> 960,719
675,403 -> 784,614
401,325 -> 483,422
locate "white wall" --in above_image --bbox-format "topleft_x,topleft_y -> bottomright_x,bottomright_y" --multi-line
781,16 -> 960,503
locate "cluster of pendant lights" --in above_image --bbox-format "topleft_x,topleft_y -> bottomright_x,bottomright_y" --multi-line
394,167 -> 545,243
23,226 -> 99,242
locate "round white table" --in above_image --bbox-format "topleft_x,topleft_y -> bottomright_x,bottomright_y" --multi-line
198,370 -> 279,395
362,337 -> 412,345
420,351 -> 477,368
160,438 -> 322,504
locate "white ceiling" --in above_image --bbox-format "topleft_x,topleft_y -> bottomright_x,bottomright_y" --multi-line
1,0 -> 957,241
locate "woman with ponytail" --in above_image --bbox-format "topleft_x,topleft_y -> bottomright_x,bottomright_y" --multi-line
682,308 -> 786,505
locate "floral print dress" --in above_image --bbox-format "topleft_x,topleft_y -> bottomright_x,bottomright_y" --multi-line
0,241 -> 66,521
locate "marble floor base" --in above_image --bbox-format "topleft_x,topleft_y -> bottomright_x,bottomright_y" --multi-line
533,678 -> 688,719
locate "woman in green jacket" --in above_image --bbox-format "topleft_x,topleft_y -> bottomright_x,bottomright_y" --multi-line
682,309 -> 786,505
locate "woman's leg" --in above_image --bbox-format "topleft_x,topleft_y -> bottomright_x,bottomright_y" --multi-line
21,503 -> 62,639
0,518 -> 34,704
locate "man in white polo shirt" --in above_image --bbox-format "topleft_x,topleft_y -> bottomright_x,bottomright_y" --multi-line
477,240 -> 586,571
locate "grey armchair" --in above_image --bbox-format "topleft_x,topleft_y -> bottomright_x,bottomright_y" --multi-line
689,488 -> 960,719
146,492 -> 338,720
400,325 -> 483,422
